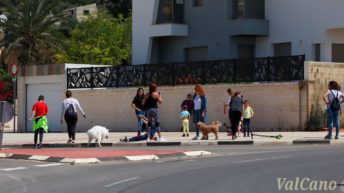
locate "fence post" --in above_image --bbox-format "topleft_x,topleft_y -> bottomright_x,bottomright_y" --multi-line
66,68 -> 70,89
233,59 -> 237,82
90,67 -> 94,89
173,63 -> 177,85
116,66 -> 120,88
201,61 -> 205,84
143,64 -> 147,87
267,57 -> 271,82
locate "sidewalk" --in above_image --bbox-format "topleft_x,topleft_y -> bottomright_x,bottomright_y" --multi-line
1,131 -> 344,146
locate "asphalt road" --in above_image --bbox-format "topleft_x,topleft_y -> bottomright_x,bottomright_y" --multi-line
0,145 -> 343,193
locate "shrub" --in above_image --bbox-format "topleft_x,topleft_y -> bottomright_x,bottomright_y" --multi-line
305,96 -> 326,131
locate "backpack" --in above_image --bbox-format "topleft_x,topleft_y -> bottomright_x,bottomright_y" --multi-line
330,90 -> 341,112
65,104 -> 76,117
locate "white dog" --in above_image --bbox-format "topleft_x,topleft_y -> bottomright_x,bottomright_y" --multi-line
86,125 -> 109,147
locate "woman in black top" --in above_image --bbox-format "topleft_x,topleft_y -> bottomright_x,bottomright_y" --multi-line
142,83 -> 163,141
131,88 -> 145,137
229,92 -> 243,140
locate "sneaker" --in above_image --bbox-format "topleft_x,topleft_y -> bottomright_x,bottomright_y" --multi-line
324,135 -> 332,140
34,144 -> 38,149
71,140 -> 75,144
335,136 -> 339,140
192,136 -> 199,140
38,144 -> 42,149
232,135 -> 237,140
67,139 -> 72,143
187,134 -> 189,137
182,134 -> 185,137
159,137 -> 167,142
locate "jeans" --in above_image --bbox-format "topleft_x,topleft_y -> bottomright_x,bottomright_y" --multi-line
326,108 -> 340,138
243,118 -> 251,136
193,110 -> 205,137
136,111 -> 145,135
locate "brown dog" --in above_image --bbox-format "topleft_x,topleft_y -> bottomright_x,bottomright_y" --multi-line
197,121 -> 221,140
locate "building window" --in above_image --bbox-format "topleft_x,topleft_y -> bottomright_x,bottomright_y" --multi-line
83,10 -> 90,15
314,44 -> 320,61
332,44 -> 344,62
273,42 -> 291,57
232,0 -> 264,19
193,0 -> 203,7
156,0 -> 184,24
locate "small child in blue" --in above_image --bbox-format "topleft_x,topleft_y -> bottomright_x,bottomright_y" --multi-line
180,105 -> 190,137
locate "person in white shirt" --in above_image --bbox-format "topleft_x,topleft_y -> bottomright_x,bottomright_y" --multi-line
323,81 -> 344,140
61,90 -> 86,143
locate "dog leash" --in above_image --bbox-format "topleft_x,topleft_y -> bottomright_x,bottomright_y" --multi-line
85,118 -> 98,125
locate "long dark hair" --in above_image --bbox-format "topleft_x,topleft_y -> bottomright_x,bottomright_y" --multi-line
136,87 -> 144,98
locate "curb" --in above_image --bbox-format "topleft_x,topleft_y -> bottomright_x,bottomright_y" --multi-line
0,150 -> 212,164
2,139 -> 342,148
293,139 -> 330,145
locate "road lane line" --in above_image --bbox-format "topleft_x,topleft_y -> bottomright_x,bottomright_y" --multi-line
34,163 -> 64,167
104,177 -> 139,188
0,167 -> 28,171
236,156 -> 291,163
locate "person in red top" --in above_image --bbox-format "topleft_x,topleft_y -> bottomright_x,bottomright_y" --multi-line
29,95 -> 48,149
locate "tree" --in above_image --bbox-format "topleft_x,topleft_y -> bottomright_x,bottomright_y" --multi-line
56,13 -> 131,65
0,0 -> 66,66
102,0 -> 132,18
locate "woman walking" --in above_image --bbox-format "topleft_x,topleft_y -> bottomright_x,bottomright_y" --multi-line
61,90 -> 86,143
29,95 -> 48,149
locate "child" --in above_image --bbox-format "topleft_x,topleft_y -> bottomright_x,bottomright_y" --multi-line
180,105 -> 190,137
242,100 -> 254,137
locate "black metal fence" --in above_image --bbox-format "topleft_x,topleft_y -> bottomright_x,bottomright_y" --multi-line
66,55 -> 305,89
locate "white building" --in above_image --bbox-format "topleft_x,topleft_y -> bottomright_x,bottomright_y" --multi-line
63,3 -> 98,22
133,0 -> 344,65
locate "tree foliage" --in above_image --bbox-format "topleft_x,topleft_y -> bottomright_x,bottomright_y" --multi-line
105,0 -> 132,18
0,0 -> 66,66
56,13 -> 131,65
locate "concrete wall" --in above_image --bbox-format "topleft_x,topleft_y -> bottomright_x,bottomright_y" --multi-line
69,83 -> 305,132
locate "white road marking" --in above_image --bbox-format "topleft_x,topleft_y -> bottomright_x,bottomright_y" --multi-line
34,163 -> 64,167
104,177 -> 139,188
0,167 -> 28,171
236,156 -> 291,163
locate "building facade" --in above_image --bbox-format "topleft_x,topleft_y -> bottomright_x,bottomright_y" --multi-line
133,0 -> 344,65
63,3 -> 98,22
